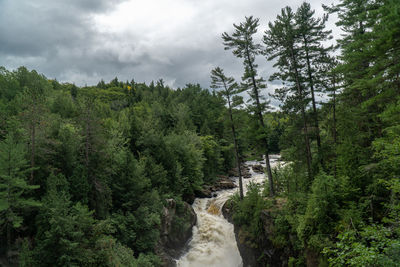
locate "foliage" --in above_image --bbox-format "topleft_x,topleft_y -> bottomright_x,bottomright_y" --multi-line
221,0 -> 400,266
1,0 -> 400,265
323,224 -> 400,267
223,15 -> 276,196
200,135 -> 223,183
0,66 -> 237,265
232,183 -> 268,243
297,171 -> 339,251
210,67 -> 244,197
0,133 -> 41,247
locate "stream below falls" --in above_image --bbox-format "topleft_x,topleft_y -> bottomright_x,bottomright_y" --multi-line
176,155 -> 282,267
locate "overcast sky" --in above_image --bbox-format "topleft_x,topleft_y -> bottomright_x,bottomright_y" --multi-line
0,0 -> 339,94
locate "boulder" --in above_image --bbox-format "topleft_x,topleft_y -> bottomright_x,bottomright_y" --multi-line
195,187 -> 212,198
195,176 -> 237,199
221,199 -> 234,223
229,165 -> 252,179
252,164 -> 264,174
228,168 -> 239,177
216,179 -> 236,190
182,193 -> 195,205
243,170 -> 252,179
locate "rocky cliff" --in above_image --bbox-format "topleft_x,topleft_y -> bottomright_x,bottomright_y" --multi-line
156,199 -> 197,267
222,200 -> 291,267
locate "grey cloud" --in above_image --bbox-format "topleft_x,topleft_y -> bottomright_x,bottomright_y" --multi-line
0,0 -> 137,87
0,0 -> 338,92
67,0 -> 126,13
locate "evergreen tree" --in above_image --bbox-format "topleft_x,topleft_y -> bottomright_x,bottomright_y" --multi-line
222,16 -> 275,196
211,67 -> 244,199
323,0 -> 390,188
34,174 -> 121,266
0,67 -> 21,101
295,2 -> 333,165
70,84 -> 78,99
78,96 -> 111,219
0,134 -> 40,249
16,67 -> 49,183
264,6 -> 314,182
320,56 -> 340,178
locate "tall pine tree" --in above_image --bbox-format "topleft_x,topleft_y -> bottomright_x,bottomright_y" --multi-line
296,2 -> 333,165
211,67 -> 244,199
264,7 -> 314,182
222,16 -> 275,196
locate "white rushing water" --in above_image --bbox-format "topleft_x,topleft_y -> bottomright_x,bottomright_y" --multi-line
176,155 -> 281,267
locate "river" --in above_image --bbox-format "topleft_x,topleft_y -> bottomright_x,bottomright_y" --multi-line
176,155 -> 282,267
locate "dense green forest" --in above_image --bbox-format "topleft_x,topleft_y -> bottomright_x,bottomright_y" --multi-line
0,66 -> 281,265
1,0 -> 400,266
225,0 -> 400,266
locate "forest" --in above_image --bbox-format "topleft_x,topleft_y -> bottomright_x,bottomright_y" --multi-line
1,0 -> 400,266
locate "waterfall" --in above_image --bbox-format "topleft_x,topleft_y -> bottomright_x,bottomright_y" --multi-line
176,155 -> 281,267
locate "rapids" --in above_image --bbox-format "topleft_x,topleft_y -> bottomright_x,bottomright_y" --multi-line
176,155 -> 281,267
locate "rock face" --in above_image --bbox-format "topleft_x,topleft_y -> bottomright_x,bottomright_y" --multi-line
259,210 -> 290,267
222,200 -> 259,267
157,199 -> 197,267
222,200 -> 289,267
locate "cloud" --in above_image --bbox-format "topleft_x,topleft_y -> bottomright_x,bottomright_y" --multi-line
0,0 -> 339,94
0,0 -> 128,82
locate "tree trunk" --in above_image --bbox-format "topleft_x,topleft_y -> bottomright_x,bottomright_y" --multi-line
304,41 -> 323,167
290,47 -> 313,182
7,149 -> 12,250
245,47 -> 275,196
85,119 -> 90,170
332,80 -> 337,179
7,223 -> 11,250
30,101 -> 36,183
231,112 -> 244,200
225,83 -> 244,200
